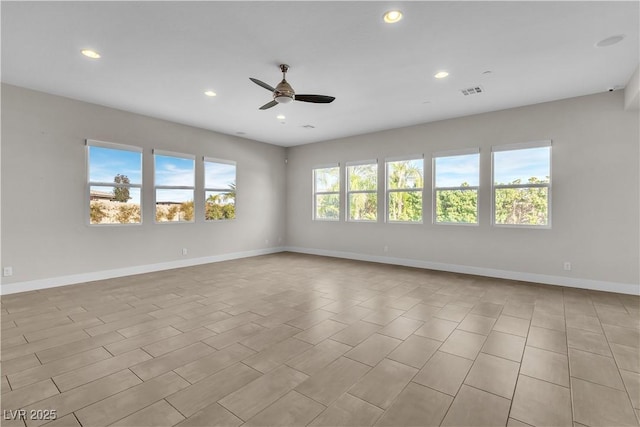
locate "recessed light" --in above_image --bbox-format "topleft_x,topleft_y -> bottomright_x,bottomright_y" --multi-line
383,10 -> 403,24
276,114 -> 286,120
596,34 -> 625,47
81,49 -> 100,59
482,70 -> 492,75
434,71 -> 449,79
204,91 -> 217,97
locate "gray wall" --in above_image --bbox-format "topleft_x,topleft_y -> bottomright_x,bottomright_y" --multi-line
1,84 -> 287,287
285,91 -> 640,291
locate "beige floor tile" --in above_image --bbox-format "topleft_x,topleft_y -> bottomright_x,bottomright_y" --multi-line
567,327 -> 612,356
510,375 -> 572,427
23,318 -> 103,343
572,377 -> 638,427
439,330 -> 486,360
175,403 -> 242,427
403,303 -> 441,321
507,418 -> 533,427
378,316 -> 423,340
110,399 -> 185,427
218,365 -> 308,421
458,314 -> 497,335
413,351 -> 473,396
375,382 -> 452,426
2,376 -> 10,394
2,330 -> 90,361
2,335 -> 27,349
568,347 -> 625,390
621,369 -> 640,409
531,311 -> 566,332
104,327 -> 180,356
349,358 -> 417,409
141,327 -> 216,357
75,371 -> 189,427
329,321 -> 381,346
441,384 -> 510,426
8,347 -> 111,390
344,333 -> 402,366
387,295 -> 421,311
293,319 -> 348,345
53,349 -> 152,392
361,308 -> 405,326
329,306 -> 373,324
131,342 -> 215,381
598,309 -> 640,330
295,356 -> 370,406
414,317 -> 458,341
471,302 -> 504,318
387,334 -> 440,368
168,363 -> 261,417
464,352 -> 519,399
493,314 -> 530,337
203,323 -> 265,349
481,330 -> 525,362
253,309 -> 306,329
309,393 -> 383,426
286,309 -> 334,330
435,304 -> 472,323
23,370 -> 142,427
285,339 -> 352,375
84,314 -> 156,337
40,414 -> 81,427
526,325 -> 568,354
174,342 -> 256,383
239,324 -> 301,352
1,378 -> 59,410
1,354 -> 42,376
206,312 -> 263,333
243,337 -> 313,373
520,346 -> 569,387
566,313 -> 603,333
116,315 -> 185,338
611,343 -> 640,373
603,324 -> 640,348
501,302 -> 534,320
243,390 -> 325,427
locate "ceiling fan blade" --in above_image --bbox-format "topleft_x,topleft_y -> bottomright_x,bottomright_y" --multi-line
295,94 -> 336,104
259,100 -> 278,110
250,78 -> 276,92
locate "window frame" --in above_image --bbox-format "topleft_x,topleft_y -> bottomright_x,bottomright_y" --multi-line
491,140 -> 552,229
312,163 -> 341,221
204,157 -> 237,222
432,148 -> 480,226
153,149 -> 196,224
346,159 -> 378,222
86,139 -> 143,226
385,155 -> 425,224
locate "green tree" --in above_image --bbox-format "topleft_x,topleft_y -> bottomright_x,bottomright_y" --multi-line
436,183 -> 477,223
181,201 -> 194,221
113,174 -> 131,202
388,161 -> 423,221
116,204 -> 140,223
494,177 -> 549,225
348,164 -> 377,220
90,202 -> 107,224
206,183 -> 236,220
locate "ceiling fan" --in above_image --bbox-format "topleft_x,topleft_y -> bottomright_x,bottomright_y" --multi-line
250,64 -> 336,110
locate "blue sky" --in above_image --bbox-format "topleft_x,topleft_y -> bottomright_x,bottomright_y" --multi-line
494,147 -> 550,184
89,146 -> 142,184
435,153 -> 479,187
205,161 -> 236,189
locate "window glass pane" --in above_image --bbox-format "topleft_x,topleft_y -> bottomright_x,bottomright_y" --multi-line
349,193 -> 377,221
155,155 -> 195,187
388,191 -> 422,222
315,194 -> 340,220
436,189 -> 478,224
205,162 -> 236,189
494,147 -> 550,185
89,146 -> 142,184
495,187 -> 548,225
155,189 -> 194,222
348,164 -> 377,191
315,167 -> 339,192
387,159 -> 423,190
205,191 -> 236,220
89,186 -> 141,224
435,153 -> 479,187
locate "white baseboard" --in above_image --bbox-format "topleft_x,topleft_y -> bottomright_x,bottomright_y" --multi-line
285,246 -> 640,296
0,247 -> 285,295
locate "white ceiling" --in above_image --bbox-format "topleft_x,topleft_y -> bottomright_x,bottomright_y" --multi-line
2,1 -> 638,147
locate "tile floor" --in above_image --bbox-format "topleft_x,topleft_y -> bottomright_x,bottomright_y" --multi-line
1,252 -> 639,427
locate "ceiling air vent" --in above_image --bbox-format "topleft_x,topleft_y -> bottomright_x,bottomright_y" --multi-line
302,124 -> 315,129
461,86 -> 484,96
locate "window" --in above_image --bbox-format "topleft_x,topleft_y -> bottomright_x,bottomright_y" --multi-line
87,139 -> 142,225
433,149 -> 480,224
346,161 -> 377,221
492,141 -> 551,227
204,158 -> 236,220
154,150 -> 195,223
386,157 -> 424,222
313,165 -> 340,220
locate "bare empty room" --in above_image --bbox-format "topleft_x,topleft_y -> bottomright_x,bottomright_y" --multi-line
1,1 -> 639,426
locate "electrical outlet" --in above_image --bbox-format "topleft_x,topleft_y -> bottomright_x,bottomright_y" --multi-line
182,248 -> 188,256
563,262 -> 571,271
3,267 -> 13,277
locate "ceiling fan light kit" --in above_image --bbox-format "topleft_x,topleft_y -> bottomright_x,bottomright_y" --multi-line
250,64 -> 336,110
